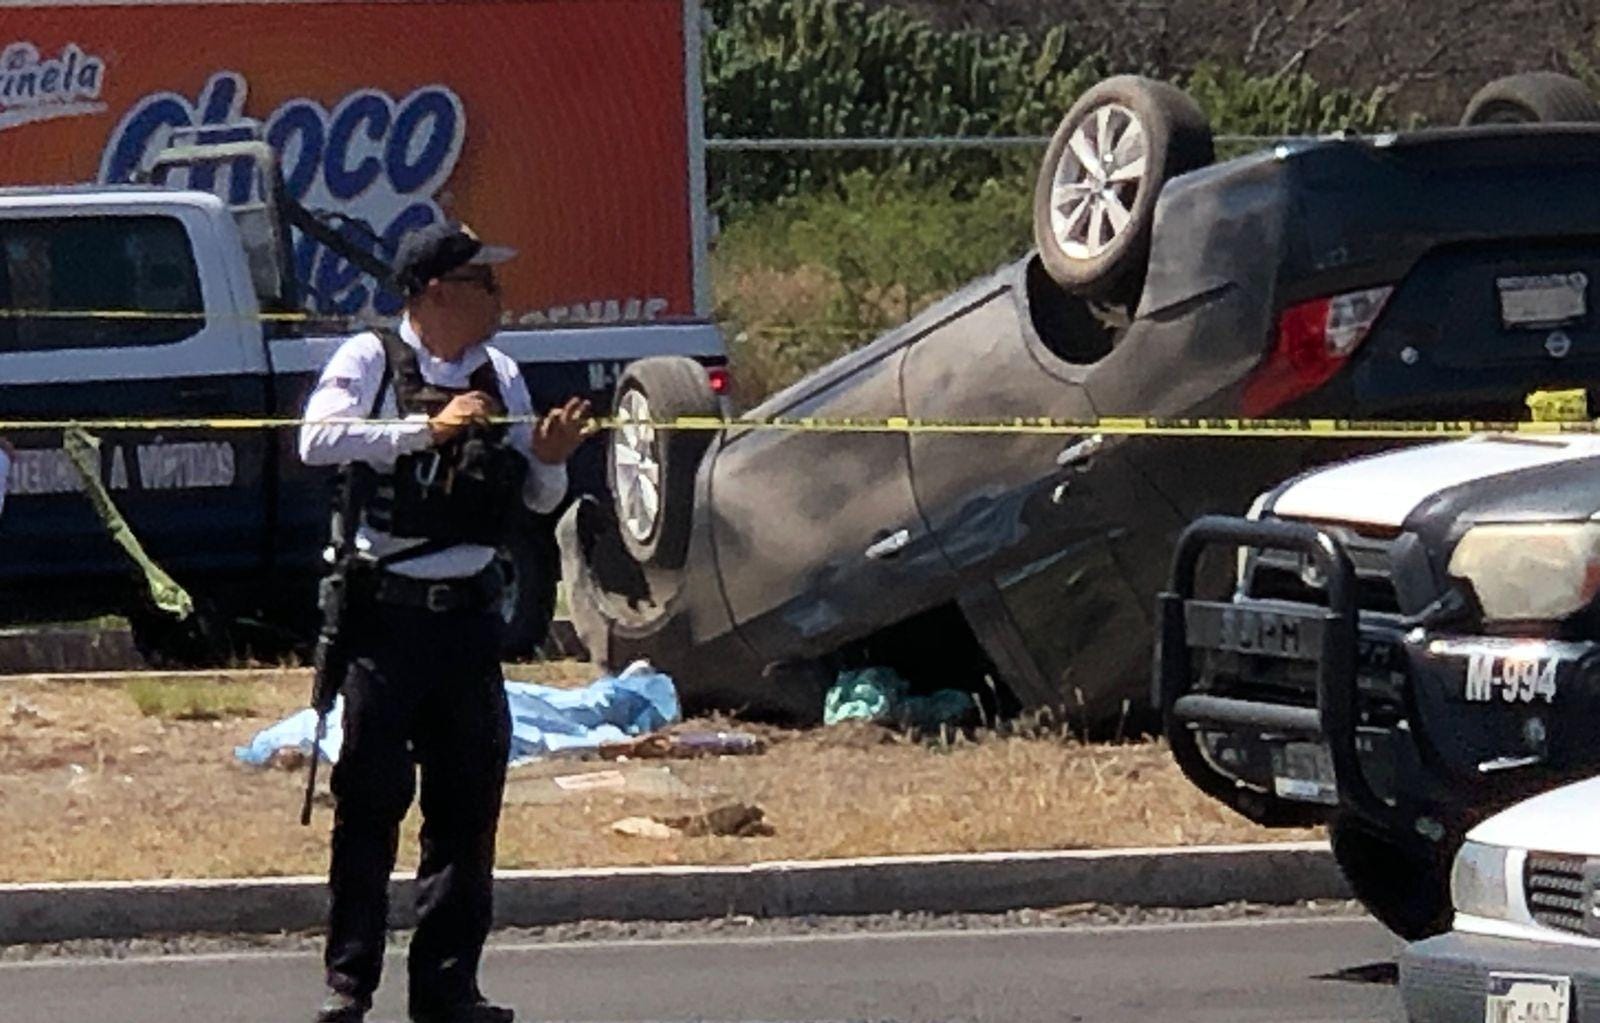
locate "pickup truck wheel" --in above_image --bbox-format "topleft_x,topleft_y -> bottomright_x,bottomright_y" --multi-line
1032,75 -> 1214,305
127,598 -> 234,670
1329,815 -> 1454,941
609,357 -> 721,570
1461,72 -> 1600,125
494,522 -> 559,659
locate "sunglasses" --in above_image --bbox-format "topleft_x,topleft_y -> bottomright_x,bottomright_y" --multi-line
438,269 -> 501,295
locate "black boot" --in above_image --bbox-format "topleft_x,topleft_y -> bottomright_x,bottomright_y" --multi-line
315,990 -> 370,1023
408,996 -> 514,1023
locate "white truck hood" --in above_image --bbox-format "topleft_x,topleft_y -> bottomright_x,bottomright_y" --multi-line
1267,435 -> 1600,529
1469,774 -> 1600,855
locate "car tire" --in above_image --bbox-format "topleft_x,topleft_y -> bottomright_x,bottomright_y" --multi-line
493,518 -> 560,659
1330,815 -> 1455,941
608,357 -> 721,570
1032,75 -> 1215,304
1461,72 -> 1600,125
557,495 -> 660,669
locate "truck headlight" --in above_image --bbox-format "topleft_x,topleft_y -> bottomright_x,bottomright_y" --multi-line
1448,522 -> 1600,622
1451,840 -> 1512,921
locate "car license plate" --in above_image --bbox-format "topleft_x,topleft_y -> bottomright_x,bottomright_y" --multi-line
1498,273 -> 1587,328
1271,741 -> 1338,805
1485,973 -> 1570,1023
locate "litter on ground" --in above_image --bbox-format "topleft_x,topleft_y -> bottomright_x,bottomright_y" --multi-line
612,802 -> 773,840
597,729 -> 766,760
823,666 -> 975,730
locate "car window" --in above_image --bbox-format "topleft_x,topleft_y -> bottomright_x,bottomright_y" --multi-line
0,215 -> 204,352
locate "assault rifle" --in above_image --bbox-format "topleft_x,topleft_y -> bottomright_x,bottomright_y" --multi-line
301,465 -> 369,826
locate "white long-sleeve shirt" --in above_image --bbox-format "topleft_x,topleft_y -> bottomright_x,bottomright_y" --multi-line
298,317 -> 567,580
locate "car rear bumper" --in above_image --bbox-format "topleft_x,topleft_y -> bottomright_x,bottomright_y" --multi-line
1401,930 -> 1600,1023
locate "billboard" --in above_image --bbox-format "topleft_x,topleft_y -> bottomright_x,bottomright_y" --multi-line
0,0 -> 703,325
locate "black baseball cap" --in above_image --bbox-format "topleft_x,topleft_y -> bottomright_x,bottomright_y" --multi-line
392,220 -> 516,297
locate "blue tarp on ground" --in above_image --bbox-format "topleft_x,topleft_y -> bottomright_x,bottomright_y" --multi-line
234,662 -> 680,768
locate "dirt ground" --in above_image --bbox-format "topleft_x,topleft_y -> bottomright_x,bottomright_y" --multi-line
0,663 -> 1319,883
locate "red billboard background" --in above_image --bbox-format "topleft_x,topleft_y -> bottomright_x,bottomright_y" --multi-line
0,0 -> 699,325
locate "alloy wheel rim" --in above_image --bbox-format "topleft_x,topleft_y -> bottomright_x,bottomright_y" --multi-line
1049,102 -> 1148,260
613,388 -> 663,543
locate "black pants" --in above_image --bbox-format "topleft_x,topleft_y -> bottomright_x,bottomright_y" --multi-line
324,599 -> 510,1011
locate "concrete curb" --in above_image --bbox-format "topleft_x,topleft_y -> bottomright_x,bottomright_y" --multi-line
0,620 -> 583,675
0,842 -> 1349,945
0,627 -> 144,674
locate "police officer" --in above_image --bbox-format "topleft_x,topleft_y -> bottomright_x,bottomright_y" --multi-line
298,221 -> 591,1023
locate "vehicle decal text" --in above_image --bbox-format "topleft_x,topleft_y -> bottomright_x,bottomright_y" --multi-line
0,41 -> 107,133
7,441 -> 237,496
100,71 -> 464,321
1464,653 -> 1558,704
1217,607 -> 1305,657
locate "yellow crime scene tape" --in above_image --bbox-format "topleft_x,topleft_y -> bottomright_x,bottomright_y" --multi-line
1,307 -> 1594,438
0,307 -> 879,335
0,412 -> 1597,438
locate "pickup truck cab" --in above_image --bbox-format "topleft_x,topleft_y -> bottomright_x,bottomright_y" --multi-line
0,144 -> 729,662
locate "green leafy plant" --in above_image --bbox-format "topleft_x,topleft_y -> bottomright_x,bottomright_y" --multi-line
704,0 -> 1412,211
704,0 -> 1421,403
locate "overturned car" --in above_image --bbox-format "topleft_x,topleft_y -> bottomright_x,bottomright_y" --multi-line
560,71 -> 1600,728
1159,432 -> 1600,941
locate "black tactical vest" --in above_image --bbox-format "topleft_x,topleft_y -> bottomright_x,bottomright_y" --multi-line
353,328 -> 529,547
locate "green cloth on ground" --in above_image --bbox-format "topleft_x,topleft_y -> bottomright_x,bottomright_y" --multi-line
63,425 -> 194,620
823,666 -> 974,729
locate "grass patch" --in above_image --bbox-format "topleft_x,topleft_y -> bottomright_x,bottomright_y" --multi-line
124,679 -> 260,721
0,667 -> 1317,882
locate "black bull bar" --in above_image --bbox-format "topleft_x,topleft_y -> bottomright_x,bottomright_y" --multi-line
1153,515 -> 1401,830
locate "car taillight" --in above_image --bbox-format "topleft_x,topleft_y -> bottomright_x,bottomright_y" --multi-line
1241,286 -> 1394,416
707,365 -> 731,395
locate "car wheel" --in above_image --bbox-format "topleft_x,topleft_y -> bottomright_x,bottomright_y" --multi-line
1461,72 -> 1600,125
1032,75 -> 1214,304
557,495 -> 664,669
493,520 -> 559,659
1330,815 -> 1455,941
609,357 -> 721,569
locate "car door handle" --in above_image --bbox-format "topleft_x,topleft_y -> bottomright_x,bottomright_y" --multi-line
865,528 -> 911,560
1056,433 -> 1104,471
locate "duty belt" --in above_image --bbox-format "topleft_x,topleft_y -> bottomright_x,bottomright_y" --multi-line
369,566 -> 503,614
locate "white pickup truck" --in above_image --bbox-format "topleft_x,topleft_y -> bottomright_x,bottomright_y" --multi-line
1400,772 -> 1600,1022
0,141 -> 729,663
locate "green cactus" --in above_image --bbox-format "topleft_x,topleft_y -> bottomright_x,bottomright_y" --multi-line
704,0 -> 1409,212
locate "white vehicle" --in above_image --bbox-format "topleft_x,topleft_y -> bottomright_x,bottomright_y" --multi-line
1399,773 -> 1600,1023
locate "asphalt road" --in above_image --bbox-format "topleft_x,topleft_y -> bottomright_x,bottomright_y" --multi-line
0,915 -> 1406,1023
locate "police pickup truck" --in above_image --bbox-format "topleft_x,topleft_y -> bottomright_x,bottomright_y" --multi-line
0,141 -> 730,663
1157,427 -> 1600,942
